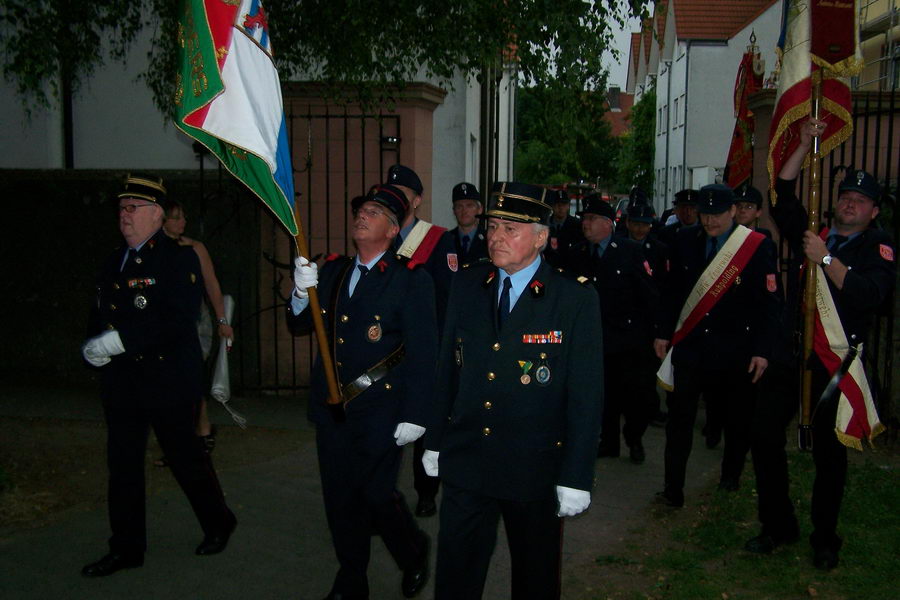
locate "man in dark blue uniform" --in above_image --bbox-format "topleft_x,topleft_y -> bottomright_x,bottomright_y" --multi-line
81,174 -> 236,577
657,188 -> 699,248
653,184 -> 781,507
562,194 -> 660,464
734,184 -> 773,239
746,118 -> 896,570
441,181 -> 488,265
288,184 -> 434,599
423,182 -> 603,600
544,189 -> 584,267
623,199 -> 670,427
623,199 -> 669,287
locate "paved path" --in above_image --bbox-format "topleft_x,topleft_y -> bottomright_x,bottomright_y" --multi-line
0,388 -> 724,599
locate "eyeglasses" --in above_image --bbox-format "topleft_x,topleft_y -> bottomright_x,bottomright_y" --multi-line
119,203 -> 157,213
354,205 -> 388,219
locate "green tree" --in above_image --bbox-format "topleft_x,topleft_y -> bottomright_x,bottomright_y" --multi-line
1,1 -> 649,115
515,84 -> 619,185
616,83 -> 655,191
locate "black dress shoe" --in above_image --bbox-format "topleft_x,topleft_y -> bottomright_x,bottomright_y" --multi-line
813,546 -> 839,570
81,552 -> 143,577
415,497 -> 437,518
629,443 -> 645,464
717,477 -> 739,492
401,534 -> 430,598
745,521 -> 800,554
196,515 -> 237,556
653,490 -> 684,508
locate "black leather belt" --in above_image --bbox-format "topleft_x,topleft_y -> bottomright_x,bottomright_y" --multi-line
341,345 -> 405,403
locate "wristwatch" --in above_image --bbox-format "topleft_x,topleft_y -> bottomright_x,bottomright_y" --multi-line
216,317 -> 228,325
821,254 -> 833,267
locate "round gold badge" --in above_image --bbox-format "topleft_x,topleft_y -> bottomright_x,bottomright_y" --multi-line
367,323 -> 383,343
520,374 -> 531,385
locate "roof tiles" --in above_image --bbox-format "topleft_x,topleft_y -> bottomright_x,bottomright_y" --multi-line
673,0 -> 778,41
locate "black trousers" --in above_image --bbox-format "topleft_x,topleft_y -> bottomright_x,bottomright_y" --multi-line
664,364 -> 756,496
752,358 -> 847,549
600,349 -> 657,453
316,419 -> 426,598
435,482 -> 562,600
413,437 -> 440,501
103,390 -> 233,554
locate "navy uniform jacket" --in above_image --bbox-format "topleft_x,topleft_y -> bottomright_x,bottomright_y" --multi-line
427,227 -> 488,326
629,234 -> 670,288
425,260 -> 603,501
287,253 -> 438,427
660,224 -> 781,370
544,216 -> 584,267
772,177 -> 896,346
88,228 -> 204,402
442,226 -> 489,265
657,220 -> 691,249
563,237 -> 660,355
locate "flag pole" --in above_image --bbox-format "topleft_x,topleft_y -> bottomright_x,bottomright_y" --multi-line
799,69 -> 823,451
291,204 -> 344,416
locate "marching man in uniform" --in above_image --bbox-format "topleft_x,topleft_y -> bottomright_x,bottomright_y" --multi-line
81,174 -> 236,577
746,118 -> 896,570
288,184 -> 435,599
423,181 -> 603,599
654,184 -> 781,507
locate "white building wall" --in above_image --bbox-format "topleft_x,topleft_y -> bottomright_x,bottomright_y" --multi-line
652,2 -> 783,212
431,72 -> 472,229
0,80 -> 65,168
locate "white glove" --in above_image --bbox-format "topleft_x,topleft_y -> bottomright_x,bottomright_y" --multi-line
293,256 -> 318,299
422,450 -> 440,477
82,330 -> 126,367
556,485 -> 591,517
393,422 -> 425,446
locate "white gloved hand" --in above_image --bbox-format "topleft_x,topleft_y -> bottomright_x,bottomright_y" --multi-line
293,256 -> 318,299
393,422 -> 425,446
82,330 -> 126,367
422,450 -> 440,477
556,485 -> 591,517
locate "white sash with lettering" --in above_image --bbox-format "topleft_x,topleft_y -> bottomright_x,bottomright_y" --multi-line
657,225 -> 757,390
812,266 -> 883,449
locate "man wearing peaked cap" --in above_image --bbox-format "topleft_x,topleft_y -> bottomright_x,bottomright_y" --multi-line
653,183 -> 781,509
445,182 -> 488,265
733,184 -> 773,239
747,118 -> 896,570
544,188 -> 584,267
287,183 -> 436,599
423,181 -> 602,599
384,164 -> 447,260
658,188 -> 699,248
81,173 -> 236,577
562,193 -> 660,465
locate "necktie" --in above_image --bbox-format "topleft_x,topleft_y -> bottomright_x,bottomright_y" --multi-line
707,237 -> 718,259
121,248 -> 133,272
828,235 -> 848,252
591,244 -> 600,259
461,235 -> 470,256
350,264 -> 368,297
497,277 -> 512,330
